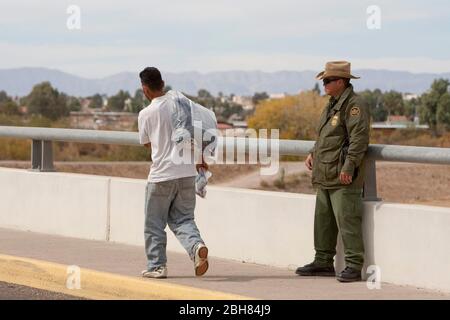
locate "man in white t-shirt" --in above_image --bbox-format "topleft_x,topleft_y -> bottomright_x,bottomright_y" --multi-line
137,67 -> 209,279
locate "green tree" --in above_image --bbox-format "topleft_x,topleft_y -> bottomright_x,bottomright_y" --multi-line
358,89 -> 387,122
419,78 -> 450,135
404,97 -> 420,120
89,94 -> 103,109
107,90 -> 131,111
220,102 -> 243,121
383,90 -> 405,117
26,82 -> 69,120
0,90 -> 12,104
192,89 -> 216,112
252,92 -> 269,105
0,100 -> 20,115
130,89 -> 149,113
67,96 -> 81,112
437,92 -> 450,130
198,89 -> 213,99
312,83 -> 321,95
0,90 -> 20,115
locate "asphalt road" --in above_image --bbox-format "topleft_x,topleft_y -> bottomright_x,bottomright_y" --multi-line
0,281 -> 86,300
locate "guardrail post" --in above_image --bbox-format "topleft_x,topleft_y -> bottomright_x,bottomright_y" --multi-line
31,140 -> 42,170
31,139 -> 55,172
41,140 -> 55,172
363,158 -> 381,201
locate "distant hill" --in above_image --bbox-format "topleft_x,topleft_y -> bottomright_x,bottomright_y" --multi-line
1,67 -> 449,97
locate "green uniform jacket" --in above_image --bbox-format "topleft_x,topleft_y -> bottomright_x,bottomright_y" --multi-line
311,85 -> 370,189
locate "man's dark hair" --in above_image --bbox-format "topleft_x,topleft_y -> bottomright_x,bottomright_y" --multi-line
139,67 -> 164,91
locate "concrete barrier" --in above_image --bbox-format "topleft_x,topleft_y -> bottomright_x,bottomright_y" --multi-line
1,167 -> 449,293
0,168 -> 109,240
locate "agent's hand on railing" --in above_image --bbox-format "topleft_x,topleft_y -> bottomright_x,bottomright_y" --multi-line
305,154 -> 313,171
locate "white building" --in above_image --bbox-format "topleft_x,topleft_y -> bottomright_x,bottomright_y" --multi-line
269,93 -> 287,99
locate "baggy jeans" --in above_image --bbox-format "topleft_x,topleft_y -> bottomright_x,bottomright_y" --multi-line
144,176 -> 204,270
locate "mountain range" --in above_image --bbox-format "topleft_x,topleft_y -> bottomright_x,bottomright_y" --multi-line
1,67 -> 449,97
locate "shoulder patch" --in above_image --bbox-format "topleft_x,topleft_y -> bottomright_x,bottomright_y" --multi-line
350,106 -> 360,116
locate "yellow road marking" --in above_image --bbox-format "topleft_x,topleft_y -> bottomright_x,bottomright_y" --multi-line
0,254 -> 253,300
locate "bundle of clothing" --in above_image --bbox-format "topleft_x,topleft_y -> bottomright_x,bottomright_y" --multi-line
167,90 -> 218,198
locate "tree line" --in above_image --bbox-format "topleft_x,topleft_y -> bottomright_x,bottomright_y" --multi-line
0,82 -> 248,124
357,78 -> 450,135
1,79 -> 449,135
248,78 -> 450,138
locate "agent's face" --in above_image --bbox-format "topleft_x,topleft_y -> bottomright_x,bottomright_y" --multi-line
323,77 -> 345,97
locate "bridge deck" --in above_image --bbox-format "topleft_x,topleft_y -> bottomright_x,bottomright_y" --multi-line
0,228 -> 447,300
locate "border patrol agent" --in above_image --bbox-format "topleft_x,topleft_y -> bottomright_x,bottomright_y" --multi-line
295,61 -> 370,282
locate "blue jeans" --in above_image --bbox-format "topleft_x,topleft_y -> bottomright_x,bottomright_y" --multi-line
144,176 -> 204,270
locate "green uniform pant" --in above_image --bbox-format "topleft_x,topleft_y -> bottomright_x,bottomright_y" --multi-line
314,188 -> 365,270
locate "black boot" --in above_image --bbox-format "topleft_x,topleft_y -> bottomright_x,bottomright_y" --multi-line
336,266 -> 362,282
295,261 -> 335,276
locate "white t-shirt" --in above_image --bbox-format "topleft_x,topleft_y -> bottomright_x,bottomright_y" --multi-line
138,93 -> 197,183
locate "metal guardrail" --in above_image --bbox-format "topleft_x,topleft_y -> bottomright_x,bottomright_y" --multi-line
1,125 -> 450,201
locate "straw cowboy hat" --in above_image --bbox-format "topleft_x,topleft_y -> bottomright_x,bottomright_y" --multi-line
316,61 -> 360,80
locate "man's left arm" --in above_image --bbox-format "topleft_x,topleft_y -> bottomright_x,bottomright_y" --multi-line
138,113 -> 152,152
341,103 -> 370,177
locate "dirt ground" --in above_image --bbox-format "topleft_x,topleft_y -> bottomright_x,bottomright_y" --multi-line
0,161 -> 260,185
1,161 -> 449,207
244,162 -> 450,207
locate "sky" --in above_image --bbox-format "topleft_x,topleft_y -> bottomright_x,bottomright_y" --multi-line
1,0 -> 450,78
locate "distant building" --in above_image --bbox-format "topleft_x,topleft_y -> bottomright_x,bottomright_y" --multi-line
402,93 -> 419,101
217,121 -> 253,137
232,95 -> 254,111
232,95 -> 251,105
371,122 -> 429,129
12,96 -> 21,105
79,98 -> 92,111
269,93 -> 287,99
386,115 -> 409,124
70,111 -> 137,130
371,121 -> 429,135
102,95 -> 108,108
372,113 -> 429,133
18,106 -> 28,115
227,113 -> 244,123
231,121 -> 248,129
123,98 -> 133,112
219,96 -> 229,104
217,122 -> 233,134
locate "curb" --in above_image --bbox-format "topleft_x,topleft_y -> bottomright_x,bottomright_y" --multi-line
0,254 -> 253,300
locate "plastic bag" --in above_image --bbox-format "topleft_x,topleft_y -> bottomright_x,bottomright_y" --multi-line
167,90 -> 218,160
195,167 -> 212,198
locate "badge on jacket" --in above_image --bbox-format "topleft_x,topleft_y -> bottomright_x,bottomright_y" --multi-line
331,115 -> 339,126
350,107 -> 360,116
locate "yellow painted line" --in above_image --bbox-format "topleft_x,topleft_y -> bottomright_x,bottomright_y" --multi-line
0,254 -> 253,300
